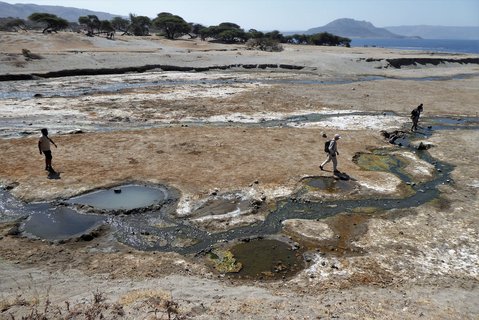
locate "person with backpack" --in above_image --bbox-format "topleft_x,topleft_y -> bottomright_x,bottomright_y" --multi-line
320,134 -> 341,173
411,103 -> 424,131
38,128 -> 57,172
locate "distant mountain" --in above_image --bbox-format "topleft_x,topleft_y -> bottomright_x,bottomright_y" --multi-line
385,25 -> 479,40
0,1 -> 119,22
305,18 -> 406,39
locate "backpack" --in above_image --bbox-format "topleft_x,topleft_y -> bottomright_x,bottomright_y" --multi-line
324,140 -> 331,153
411,108 -> 419,119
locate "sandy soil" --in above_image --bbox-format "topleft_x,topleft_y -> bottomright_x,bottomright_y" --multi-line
0,31 -> 478,319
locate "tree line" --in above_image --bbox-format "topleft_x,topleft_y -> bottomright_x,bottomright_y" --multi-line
0,12 -> 351,50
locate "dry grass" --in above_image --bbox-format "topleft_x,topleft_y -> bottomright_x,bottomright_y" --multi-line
0,287 -> 190,319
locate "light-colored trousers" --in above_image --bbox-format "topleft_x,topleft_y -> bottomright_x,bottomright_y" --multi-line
321,153 -> 338,171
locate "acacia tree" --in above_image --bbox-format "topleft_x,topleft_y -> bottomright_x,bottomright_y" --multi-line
188,23 -> 205,39
207,22 -> 246,43
129,14 -> 151,36
100,20 -> 114,34
247,29 -> 264,39
309,32 -> 351,46
78,15 -> 100,35
153,12 -> 190,39
264,30 -> 284,42
111,16 -> 130,34
28,13 -> 69,33
3,18 -> 27,31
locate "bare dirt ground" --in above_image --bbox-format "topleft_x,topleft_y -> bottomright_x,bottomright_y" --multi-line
0,31 -> 478,319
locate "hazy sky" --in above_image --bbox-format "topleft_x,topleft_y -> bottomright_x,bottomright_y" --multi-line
3,0 -> 479,30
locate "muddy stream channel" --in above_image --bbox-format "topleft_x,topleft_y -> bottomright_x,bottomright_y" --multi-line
2,74 -> 479,279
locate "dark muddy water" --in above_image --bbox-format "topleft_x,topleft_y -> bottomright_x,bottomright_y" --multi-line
228,239 -> 305,279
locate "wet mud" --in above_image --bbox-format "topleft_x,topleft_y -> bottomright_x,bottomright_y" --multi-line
301,176 -> 357,193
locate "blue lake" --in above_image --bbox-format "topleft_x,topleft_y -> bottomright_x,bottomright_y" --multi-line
351,38 -> 479,54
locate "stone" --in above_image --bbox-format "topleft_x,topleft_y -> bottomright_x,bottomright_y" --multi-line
414,141 -> 435,150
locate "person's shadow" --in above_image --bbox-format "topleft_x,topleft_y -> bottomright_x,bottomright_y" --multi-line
47,169 -> 61,180
333,171 -> 353,181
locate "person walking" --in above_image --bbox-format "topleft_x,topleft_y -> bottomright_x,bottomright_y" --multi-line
411,103 -> 424,131
320,134 -> 341,173
38,128 -> 57,172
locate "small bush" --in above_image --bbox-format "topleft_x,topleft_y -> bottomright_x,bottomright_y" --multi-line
246,38 -> 283,52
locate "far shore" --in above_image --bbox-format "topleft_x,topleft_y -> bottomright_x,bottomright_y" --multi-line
1,31 -> 479,79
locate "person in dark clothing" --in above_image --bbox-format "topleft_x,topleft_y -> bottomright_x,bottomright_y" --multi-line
411,103 -> 424,131
38,128 -> 57,171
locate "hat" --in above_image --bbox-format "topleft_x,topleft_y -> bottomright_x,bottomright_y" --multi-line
334,134 -> 341,139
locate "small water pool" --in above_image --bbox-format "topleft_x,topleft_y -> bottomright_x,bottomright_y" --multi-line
228,239 -> 305,279
22,207 -> 104,240
303,176 -> 356,193
66,184 -> 168,211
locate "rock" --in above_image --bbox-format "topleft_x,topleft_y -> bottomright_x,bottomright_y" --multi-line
33,93 -> 43,98
80,234 -> 94,241
380,130 -> 390,138
416,142 -> 433,150
7,225 -> 20,236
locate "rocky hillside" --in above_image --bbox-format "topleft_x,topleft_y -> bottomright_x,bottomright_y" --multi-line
306,18 -> 405,38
